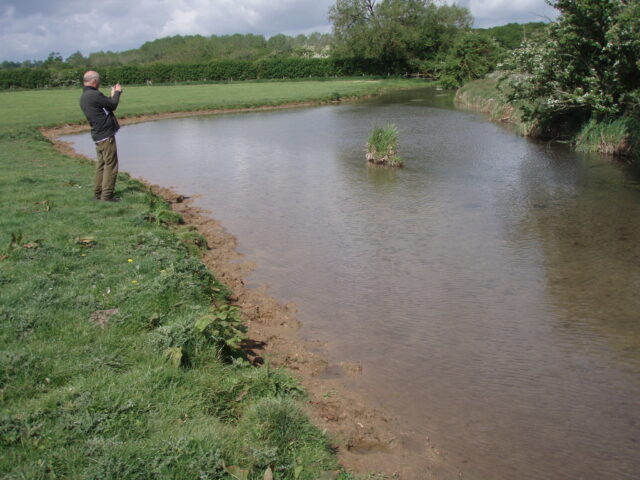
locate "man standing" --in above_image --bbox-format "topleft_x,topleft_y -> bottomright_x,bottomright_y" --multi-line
80,71 -> 123,202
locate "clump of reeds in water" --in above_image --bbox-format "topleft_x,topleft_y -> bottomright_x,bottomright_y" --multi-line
366,124 -> 404,167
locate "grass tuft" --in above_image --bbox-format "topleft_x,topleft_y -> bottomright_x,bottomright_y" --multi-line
576,117 -> 640,158
366,124 -> 404,167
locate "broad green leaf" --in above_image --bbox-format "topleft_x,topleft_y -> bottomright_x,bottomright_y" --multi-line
195,316 -> 213,332
163,347 -> 183,367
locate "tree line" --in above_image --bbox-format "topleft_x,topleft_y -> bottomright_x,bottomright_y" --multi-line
1,0 -> 549,90
503,0 -> 639,138
0,33 -> 332,70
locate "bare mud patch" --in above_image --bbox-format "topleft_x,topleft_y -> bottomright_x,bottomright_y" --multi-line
90,308 -> 119,328
157,189 -> 443,479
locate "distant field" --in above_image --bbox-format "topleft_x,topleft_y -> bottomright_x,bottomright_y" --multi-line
0,78 -> 430,133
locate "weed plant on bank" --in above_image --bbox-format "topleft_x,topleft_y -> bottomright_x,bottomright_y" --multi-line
455,73 -> 531,134
0,80 -> 427,479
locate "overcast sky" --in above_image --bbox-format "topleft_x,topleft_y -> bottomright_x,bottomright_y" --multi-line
0,0 -> 558,62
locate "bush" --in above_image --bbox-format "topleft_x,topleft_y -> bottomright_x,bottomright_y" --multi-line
438,32 -> 504,88
505,0 -> 640,130
0,68 -> 53,89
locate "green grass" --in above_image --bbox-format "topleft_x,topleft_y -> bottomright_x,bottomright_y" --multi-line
0,79 -> 427,479
455,74 -> 537,136
0,137 -> 338,479
366,124 -> 404,167
576,117 -> 640,158
0,78 -> 429,133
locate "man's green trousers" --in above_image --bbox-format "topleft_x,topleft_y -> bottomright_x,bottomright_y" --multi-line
94,136 -> 119,200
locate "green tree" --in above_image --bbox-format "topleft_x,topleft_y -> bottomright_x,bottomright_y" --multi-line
0,61 -> 21,69
439,31 -> 504,88
479,22 -> 548,50
328,0 -> 472,72
329,0 -> 378,59
506,0 -> 640,126
65,51 -> 87,68
43,51 -> 63,68
267,34 -> 294,56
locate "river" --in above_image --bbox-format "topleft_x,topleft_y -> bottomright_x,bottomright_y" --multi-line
63,87 -> 640,479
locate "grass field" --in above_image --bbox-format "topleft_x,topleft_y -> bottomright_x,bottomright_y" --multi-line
0,78 -> 427,133
0,79 -> 427,479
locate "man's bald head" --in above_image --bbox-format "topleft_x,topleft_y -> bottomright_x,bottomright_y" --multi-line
83,70 -> 100,87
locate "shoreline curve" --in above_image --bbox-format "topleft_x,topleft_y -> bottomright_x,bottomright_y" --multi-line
42,101 -> 444,479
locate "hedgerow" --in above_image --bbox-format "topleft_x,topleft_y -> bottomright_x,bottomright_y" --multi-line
0,58 -> 391,90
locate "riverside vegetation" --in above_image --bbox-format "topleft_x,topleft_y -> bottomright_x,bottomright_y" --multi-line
457,0 -> 640,161
0,79 -> 424,479
457,73 -> 640,161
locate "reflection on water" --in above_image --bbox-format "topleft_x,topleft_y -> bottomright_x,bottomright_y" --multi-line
63,88 -> 640,480
511,148 -> 640,365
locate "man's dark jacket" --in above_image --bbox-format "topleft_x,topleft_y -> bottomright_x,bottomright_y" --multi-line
79,86 -> 121,142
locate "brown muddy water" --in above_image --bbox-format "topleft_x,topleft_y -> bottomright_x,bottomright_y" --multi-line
63,88 -> 640,479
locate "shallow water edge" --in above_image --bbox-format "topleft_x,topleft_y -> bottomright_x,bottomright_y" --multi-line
45,101 -> 446,479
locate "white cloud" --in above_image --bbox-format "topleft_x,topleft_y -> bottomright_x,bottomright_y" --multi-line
466,0 -> 557,27
161,9 -> 201,37
158,0 -> 269,37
